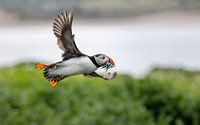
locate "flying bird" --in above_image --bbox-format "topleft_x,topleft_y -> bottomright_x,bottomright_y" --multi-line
36,10 -> 116,87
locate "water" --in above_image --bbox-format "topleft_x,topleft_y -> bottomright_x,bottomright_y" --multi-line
0,23 -> 200,75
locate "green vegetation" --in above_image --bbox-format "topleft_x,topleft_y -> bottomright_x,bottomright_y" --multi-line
0,63 -> 200,125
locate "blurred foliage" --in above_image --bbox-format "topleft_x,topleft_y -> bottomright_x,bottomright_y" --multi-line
0,63 -> 200,125
0,0 -> 200,19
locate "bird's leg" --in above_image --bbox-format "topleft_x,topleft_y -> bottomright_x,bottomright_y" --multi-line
50,80 -> 58,87
49,76 -> 64,88
35,64 -> 48,69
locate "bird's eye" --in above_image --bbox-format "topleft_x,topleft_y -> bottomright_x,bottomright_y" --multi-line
98,55 -> 105,59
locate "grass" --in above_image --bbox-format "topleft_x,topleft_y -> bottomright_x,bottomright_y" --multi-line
0,62 -> 200,125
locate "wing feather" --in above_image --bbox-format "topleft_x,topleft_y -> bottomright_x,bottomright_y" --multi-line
53,10 -> 82,59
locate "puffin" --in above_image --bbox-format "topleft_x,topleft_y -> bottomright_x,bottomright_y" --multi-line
35,10 -> 116,87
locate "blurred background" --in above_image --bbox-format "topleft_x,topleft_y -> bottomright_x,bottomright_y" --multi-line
0,0 -> 200,125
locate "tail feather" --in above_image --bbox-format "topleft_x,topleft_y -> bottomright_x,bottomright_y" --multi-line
43,67 -> 65,82
44,68 -> 64,87
36,63 -> 65,87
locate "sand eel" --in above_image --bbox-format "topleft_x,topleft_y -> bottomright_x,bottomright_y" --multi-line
35,10 -> 116,87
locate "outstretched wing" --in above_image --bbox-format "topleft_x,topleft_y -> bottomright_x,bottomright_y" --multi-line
53,10 -> 84,60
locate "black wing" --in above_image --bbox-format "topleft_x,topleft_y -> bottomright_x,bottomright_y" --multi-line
53,10 -> 85,60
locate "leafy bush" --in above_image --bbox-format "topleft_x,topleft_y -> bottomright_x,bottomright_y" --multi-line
0,63 -> 199,125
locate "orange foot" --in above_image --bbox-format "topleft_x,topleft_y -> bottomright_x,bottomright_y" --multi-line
50,81 -> 58,88
35,64 -> 47,69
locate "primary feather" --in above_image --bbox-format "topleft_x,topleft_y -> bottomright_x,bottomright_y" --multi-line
53,10 -> 83,60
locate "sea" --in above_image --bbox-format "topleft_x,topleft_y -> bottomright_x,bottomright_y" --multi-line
0,22 -> 200,75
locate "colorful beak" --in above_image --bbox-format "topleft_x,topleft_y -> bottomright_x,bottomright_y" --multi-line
108,57 -> 115,67
101,57 -> 115,71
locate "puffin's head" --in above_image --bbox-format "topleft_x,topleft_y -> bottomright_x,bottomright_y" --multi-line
93,54 -> 115,70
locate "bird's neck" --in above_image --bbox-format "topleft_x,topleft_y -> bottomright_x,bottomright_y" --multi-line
88,56 -> 100,68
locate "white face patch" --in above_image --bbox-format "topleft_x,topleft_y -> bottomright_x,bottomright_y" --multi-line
94,54 -> 109,67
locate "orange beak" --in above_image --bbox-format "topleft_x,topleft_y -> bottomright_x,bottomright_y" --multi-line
109,57 -> 115,66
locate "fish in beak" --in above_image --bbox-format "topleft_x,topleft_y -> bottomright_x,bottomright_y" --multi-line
102,57 -> 115,71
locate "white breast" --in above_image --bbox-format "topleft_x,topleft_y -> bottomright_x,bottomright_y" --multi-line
50,56 -> 97,76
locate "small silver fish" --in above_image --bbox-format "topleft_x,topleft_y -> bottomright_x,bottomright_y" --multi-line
101,62 -> 115,71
